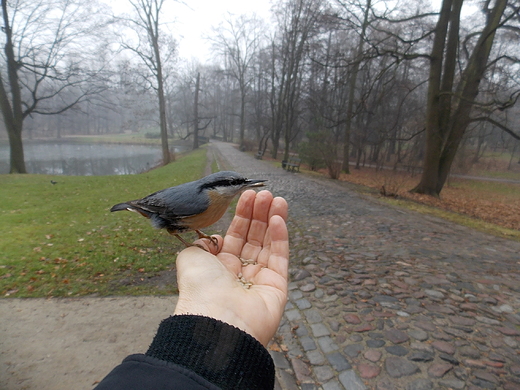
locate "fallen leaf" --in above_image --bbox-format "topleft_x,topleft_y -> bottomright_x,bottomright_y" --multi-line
268,343 -> 281,352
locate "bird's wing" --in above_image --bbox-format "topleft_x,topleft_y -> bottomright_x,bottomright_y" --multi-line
130,184 -> 209,219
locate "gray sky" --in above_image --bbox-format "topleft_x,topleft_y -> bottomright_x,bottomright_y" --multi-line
170,0 -> 272,62
166,0 -> 477,63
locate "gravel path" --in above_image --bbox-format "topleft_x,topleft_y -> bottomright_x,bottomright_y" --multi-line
211,141 -> 520,390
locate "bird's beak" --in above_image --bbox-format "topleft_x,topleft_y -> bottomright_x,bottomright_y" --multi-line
246,179 -> 267,188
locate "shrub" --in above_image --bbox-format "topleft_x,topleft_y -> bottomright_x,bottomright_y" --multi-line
298,141 -> 325,171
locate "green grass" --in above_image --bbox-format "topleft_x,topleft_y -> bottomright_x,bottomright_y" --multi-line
467,170 -> 520,181
447,178 -> 520,200
0,148 -> 207,298
65,132 -> 163,145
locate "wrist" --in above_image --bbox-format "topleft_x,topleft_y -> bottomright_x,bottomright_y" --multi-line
174,302 -> 256,344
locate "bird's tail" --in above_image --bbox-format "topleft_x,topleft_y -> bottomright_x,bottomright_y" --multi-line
110,203 -> 131,212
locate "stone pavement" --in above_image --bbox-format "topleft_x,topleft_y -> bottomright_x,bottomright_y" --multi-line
210,141 -> 520,390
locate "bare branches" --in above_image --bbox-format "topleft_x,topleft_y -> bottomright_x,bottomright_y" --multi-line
471,116 -> 520,140
0,0 -> 113,172
114,0 -> 178,162
208,13 -> 264,148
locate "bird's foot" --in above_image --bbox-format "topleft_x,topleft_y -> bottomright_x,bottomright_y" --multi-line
171,233 -> 209,252
173,233 -> 193,248
195,230 -> 219,251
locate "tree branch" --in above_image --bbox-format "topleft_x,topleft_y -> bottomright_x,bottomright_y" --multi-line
471,117 -> 520,140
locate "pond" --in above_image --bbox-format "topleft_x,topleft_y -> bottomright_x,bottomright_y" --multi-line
0,141 -> 184,176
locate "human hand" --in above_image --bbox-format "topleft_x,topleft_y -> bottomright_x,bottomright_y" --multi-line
173,190 -> 289,346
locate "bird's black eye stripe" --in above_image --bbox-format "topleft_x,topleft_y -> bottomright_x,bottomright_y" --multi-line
230,178 -> 247,186
201,177 -> 247,190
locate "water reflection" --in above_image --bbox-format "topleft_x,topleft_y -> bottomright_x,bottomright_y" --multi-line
0,142 -> 182,175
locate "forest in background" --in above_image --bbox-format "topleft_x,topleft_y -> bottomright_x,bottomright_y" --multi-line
1,0 -> 519,196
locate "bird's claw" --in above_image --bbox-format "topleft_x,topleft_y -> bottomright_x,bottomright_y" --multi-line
195,230 -> 219,251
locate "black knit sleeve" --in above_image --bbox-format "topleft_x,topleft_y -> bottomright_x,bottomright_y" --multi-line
146,315 -> 275,390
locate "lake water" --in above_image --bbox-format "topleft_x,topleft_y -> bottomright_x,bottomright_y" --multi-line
0,141 -> 182,175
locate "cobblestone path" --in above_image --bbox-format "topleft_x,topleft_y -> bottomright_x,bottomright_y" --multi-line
211,141 -> 520,390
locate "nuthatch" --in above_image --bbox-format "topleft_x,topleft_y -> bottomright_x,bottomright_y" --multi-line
110,171 -> 266,248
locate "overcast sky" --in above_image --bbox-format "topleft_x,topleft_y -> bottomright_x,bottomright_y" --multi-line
163,0 -> 477,64
170,0 -> 273,63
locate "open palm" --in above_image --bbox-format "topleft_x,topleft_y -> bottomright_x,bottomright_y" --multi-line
173,190 -> 289,346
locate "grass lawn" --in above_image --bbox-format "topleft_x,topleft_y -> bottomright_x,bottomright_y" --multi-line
0,148 -> 207,298
65,132 -> 163,145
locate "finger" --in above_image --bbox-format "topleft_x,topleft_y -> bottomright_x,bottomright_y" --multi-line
242,191 -> 274,253
193,235 -> 223,255
256,213 -> 289,269
269,197 -> 289,222
221,190 -> 256,255
264,197 -> 288,251
266,215 -> 289,280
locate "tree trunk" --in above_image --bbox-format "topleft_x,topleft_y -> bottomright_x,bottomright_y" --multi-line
193,72 -> 200,149
157,82 -> 170,165
6,123 -> 26,173
411,0 -> 459,195
153,41 -> 170,165
239,84 -> 246,149
411,0 -> 506,196
342,0 -> 371,174
0,0 -> 26,173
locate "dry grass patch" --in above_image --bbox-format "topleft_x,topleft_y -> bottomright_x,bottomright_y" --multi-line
335,167 -> 520,232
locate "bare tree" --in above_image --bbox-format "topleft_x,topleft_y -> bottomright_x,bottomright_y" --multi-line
117,0 -> 177,166
334,0 -> 373,174
210,14 -> 263,149
0,0 -> 111,173
411,0 -> 520,196
191,71 -> 213,149
270,0 -> 323,160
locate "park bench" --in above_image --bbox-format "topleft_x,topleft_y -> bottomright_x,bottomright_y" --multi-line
255,150 -> 264,160
283,156 -> 301,172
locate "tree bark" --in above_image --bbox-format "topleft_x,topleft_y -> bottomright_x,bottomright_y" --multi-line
342,0 -> 371,174
193,72 -> 200,149
0,0 -> 26,173
239,83 -> 246,149
152,25 -> 170,165
411,0 -> 507,196
411,0 -> 456,195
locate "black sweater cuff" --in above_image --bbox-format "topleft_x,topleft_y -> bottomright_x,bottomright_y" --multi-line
146,315 -> 275,390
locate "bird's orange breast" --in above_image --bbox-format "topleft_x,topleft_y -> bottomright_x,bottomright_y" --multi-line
181,191 -> 234,230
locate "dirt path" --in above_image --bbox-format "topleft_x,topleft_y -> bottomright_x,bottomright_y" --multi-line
0,296 -> 177,389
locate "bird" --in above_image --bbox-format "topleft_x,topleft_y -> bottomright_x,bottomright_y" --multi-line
110,171 -> 266,248
50,180 -> 58,185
